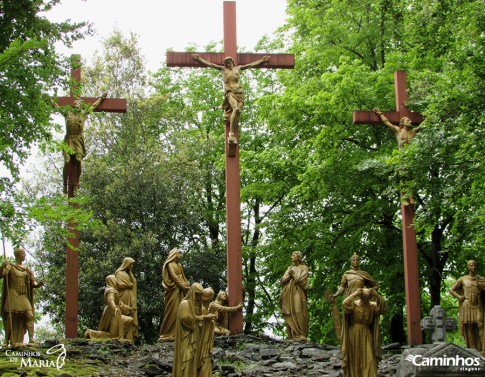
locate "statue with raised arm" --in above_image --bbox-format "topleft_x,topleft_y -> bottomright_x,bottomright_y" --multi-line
192,54 -> 270,144
114,257 -> 138,341
279,251 -> 309,341
341,288 -> 387,377
51,93 -> 107,193
373,108 -> 423,149
449,260 -> 485,352
159,248 -> 190,342
1,247 -> 44,346
208,290 -> 243,336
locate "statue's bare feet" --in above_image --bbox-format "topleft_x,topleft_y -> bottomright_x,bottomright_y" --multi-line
228,132 -> 237,144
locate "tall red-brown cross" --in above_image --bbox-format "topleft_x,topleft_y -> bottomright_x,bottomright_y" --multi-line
166,1 -> 294,333
353,70 -> 423,345
55,54 -> 127,338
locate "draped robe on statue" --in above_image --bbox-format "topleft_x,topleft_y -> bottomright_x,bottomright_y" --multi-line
340,270 -> 378,298
341,291 -> 386,377
172,284 -> 203,377
86,275 -> 134,341
115,257 -> 138,338
159,249 -> 189,341
279,263 -> 309,341
197,298 -> 215,376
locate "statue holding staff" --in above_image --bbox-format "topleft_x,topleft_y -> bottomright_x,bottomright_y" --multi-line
1,247 -> 43,346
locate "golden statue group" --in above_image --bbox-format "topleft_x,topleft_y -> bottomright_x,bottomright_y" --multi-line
157,248 -> 243,377
279,251 -> 387,377
2,246 -> 485,377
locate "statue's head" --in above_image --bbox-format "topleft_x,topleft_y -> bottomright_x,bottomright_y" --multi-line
467,260 -> 478,271
291,251 -> 303,262
202,287 -> 214,302
120,257 -> 135,270
167,248 -> 182,262
217,290 -> 228,303
361,287 -> 374,302
400,117 -> 412,127
73,98 -> 83,109
224,57 -> 235,68
14,247 -> 26,260
350,252 -> 360,264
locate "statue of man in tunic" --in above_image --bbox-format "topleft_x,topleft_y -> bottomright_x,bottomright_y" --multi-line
1,247 -> 44,346
332,252 -> 378,299
449,260 -> 485,351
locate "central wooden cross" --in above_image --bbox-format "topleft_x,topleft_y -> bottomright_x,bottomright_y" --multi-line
54,54 -> 127,338
353,70 -> 423,345
166,1 -> 294,333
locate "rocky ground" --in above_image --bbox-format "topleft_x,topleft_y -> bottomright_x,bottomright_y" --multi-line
0,335 -> 403,377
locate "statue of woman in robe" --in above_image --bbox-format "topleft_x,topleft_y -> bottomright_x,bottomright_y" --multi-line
115,257 -> 138,340
279,251 -> 309,341
84,275 -> 134,342
341,288 -> 386,377
172,283 -> 215,377
159,248 -> 190,342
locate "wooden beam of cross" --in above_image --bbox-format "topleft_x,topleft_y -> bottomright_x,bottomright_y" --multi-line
53,54 -> 127,338
166,1 -> 294,334
352,70 -> 423,345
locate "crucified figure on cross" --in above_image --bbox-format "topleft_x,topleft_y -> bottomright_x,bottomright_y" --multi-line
192,54 -> 270,144
373,108 -> 424,149
51,93 -> 107,193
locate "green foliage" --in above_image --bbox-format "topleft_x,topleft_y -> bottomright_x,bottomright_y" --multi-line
0,0 -> 88,241
9,0 -> 485,346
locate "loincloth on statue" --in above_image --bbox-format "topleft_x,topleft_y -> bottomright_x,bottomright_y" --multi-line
222,90 -> 244,119
63,135 -> 86,158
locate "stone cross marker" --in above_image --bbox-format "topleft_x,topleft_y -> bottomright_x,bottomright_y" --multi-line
353,70 -> 424,345
421,305 -> 457,343
54,54 -> 127,338
166,1 -> 294,333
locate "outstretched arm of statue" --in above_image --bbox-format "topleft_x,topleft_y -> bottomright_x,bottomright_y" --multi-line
330,286 -> 344,300
50,98 -> 59,108
192,54 -> 223,70
90,92 -> 108,111
374,108 -> 399,133
240,55 -> 270,70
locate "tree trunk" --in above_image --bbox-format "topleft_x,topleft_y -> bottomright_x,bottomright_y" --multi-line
244,199 -> 261,334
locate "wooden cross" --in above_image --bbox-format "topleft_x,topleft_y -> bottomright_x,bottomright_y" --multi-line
54,54 -> 127,338
353,70 -> 423,345
166,1 -> 294,333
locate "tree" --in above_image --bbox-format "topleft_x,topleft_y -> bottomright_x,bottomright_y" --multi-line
0,0 -> 87,241
261,0 -> 485,343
